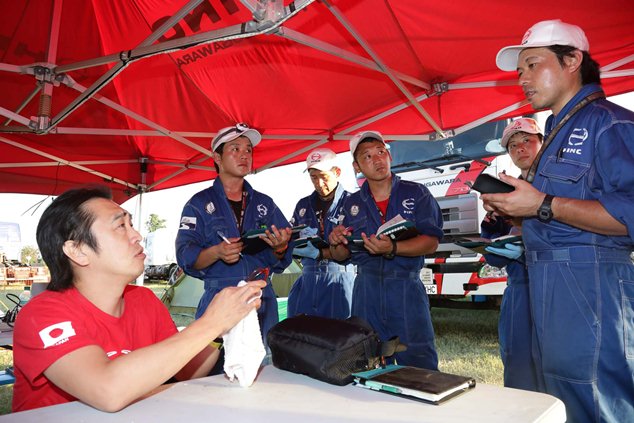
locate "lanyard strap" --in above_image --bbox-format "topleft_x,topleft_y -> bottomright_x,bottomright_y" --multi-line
525,91 -> 604,183
234,190 -> 247,233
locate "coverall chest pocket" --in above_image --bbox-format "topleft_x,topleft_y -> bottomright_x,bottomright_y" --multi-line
346,215 -> 369,236
205,216 -> 233,242
540,156 -> 590,183
538,156 -> 590,197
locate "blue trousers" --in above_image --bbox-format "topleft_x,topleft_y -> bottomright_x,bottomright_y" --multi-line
498,269 -> 541,391
287,262 -> 354,319
526,246 -> 634,423
352,268 -> 438,369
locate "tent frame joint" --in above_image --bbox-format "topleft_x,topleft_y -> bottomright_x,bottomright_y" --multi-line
433,82 -> 449,95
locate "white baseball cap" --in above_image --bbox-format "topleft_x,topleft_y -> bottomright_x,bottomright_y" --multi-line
305,148 -> 337,172
501,118 -> 542,149
496,20 -> 589,71
349,130 -> 386,157
211,123 -> 261,152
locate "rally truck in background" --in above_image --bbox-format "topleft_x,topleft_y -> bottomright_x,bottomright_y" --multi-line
387,120 -> 518,309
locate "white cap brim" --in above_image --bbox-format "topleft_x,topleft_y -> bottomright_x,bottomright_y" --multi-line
212,126 -> 261,152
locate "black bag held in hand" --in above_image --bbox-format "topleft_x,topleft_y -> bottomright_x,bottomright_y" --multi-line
267,314 -> 406,386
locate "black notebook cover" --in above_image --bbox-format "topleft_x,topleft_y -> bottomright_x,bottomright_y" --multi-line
470,173 -> 515,194
353,365 -> 476,405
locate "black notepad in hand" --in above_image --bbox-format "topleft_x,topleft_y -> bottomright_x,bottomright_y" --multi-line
346,215 -> 419,253
240,224 -> 307,255
353,365 -> 476,405
469,173 -> 515,194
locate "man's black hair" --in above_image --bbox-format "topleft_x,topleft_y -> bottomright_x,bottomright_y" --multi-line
548,45 -> 601,85
36,186 -> 111,291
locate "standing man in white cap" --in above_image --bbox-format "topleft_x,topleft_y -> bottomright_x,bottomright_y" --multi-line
176,123 -> 293,356
485,20 -> 634,422
329,131 -> 443,369
480,118 -> 543,392
287,148 -> 355,319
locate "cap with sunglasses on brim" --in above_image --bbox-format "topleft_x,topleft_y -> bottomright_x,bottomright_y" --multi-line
349,130 -> 386,157
496,19 -> 589,72
211,123 -> 262,152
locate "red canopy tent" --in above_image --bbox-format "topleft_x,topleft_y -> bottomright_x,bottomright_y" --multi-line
2,0 -> 633,203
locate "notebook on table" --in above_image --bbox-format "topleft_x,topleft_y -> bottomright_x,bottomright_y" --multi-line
352,364 -> 476,405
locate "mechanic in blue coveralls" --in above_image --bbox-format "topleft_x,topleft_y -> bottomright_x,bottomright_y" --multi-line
484,20 -> 634,423
480,118 -> 543,392
176,123 -> 293,345
287,148 -> 354,319
329,131 -> 444,369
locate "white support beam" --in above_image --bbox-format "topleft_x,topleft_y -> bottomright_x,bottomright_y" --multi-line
0,135 -> 139,190
146,154 -> 212,191
341,92 -> 431,135
0,159 -> 137,169
0,63 -> 24,74
0,106 -> 33,127
601,53 -> 634,72
447,80 -> 518,90
64,76 -> 212,156
602,69 -> 634,79
55,0 -> 314,74
49,0 -> 207,131
322,0 -> 445,138
451,99 -> 530,137
278,28 -> 430,90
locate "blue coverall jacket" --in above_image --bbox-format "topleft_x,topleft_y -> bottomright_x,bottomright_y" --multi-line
339,173 -> 444,369
287,183 -> 355,319
175,178 -> 292,342
523,84 -> 634,423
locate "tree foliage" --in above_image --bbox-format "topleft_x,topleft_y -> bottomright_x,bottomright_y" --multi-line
145,213 -> 167,233
20,245 -> 40,265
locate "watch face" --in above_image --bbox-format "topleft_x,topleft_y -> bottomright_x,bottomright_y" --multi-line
539,209 -> 551,220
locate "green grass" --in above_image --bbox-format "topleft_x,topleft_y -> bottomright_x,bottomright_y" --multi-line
0,283 -> 502,414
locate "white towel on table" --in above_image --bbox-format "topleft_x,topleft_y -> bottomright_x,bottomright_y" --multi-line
222,280 -> 266,387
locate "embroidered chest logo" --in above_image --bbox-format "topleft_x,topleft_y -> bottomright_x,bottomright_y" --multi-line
39,321 -> 76,348
205,202 -> 215,215
350,205 -> 359,217
561,128 -> 588,156
257,204 -> 268,217
299,208 -> 306,218
402,198 -> 415,210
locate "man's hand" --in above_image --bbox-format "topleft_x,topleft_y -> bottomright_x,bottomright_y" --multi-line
261,225 -> 292,252
328,225 -> 351,246
328,225 -> 352,261
216,237 -> 243,264
201,280 -> 266,335
480,173 -> 546,217
361,233 -> 393,255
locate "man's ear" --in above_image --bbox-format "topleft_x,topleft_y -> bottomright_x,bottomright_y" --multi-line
212,151 -> 224,173
352,161 -> 361,175
564,50 -> 583,74
333,167 -> 342,178
62,240 -> 90,267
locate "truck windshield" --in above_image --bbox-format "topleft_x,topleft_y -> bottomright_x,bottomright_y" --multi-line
389,120 -> 508,173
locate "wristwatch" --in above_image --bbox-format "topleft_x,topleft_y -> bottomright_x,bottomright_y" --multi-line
537,194 -> 554,223
384,238 -> 397,259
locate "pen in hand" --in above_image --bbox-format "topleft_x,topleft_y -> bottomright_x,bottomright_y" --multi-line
217,230 -> 243,257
